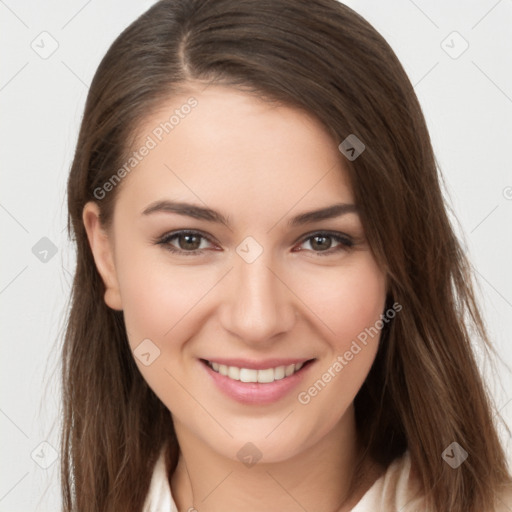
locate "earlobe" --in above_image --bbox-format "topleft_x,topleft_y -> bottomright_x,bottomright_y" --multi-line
82,202 -> 123,311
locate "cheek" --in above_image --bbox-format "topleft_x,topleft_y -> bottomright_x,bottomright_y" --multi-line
117,265 -> 180,347
294,257 -> 387,428
296,255 -> 387,349
114,246 -> 213,409
114,239 -> 213,348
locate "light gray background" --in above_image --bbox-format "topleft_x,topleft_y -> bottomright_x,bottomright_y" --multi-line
1,1 -> 511,510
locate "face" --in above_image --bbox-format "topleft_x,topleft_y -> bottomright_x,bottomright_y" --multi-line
83,84 -> 388,464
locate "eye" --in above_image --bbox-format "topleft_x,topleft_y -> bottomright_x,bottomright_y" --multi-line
295,231 -> 354,256
155,230 -> 216,256
154,229 -> 355,257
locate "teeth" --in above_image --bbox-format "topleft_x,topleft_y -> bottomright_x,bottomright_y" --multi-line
228,366 -> 240,380
257,368 -> 275,383
285,364 -> 295,377
273,366 -> 285,380
207,361 -> 307,383
240,368 -> 258,382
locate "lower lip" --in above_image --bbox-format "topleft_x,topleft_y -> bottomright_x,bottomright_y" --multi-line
201,360 -> 314,405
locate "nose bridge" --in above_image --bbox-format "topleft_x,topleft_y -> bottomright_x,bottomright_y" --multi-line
221,246 -> 295,343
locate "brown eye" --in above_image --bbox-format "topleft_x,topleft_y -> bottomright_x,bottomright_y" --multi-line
176,233 -> 202,251
297,232 -> 354,256
157,230 -> 214,255
309,235 -> 333,251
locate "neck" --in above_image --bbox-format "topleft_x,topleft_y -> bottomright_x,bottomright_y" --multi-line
169,406 -> 383,512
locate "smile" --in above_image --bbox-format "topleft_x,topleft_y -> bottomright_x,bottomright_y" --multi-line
205,360 -> 306,383
201,358 -> 316,404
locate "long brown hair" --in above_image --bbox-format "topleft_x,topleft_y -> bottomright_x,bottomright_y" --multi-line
62,0 -> 512,510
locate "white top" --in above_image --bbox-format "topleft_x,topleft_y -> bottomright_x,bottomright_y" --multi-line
142,445 -> 512,511
142,447 -> 427,512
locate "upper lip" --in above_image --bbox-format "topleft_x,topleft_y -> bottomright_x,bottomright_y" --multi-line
200,358 -> 314,370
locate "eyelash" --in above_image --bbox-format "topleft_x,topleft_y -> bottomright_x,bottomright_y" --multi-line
154,230 -> 354,257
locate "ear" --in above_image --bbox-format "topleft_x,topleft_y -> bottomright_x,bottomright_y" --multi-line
82,201 -> 123,311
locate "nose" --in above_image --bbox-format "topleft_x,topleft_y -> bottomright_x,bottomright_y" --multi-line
219,251 -> 297,346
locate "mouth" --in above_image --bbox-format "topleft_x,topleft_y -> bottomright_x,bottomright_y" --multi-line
200,358 -> 315,383
200,357 -> 316,404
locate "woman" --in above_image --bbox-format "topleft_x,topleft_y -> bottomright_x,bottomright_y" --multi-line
61,0 -> 512,510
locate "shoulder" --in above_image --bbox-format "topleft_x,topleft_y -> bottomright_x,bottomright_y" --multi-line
352,450 -> 426,512
353,452 -> 512,512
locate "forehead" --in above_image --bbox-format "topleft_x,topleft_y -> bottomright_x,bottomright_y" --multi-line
114,85 -> 354,222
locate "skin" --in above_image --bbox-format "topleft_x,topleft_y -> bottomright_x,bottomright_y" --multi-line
83,84 -> 388,512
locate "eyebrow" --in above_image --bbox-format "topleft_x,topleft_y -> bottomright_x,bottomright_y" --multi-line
141,200 -> 358,228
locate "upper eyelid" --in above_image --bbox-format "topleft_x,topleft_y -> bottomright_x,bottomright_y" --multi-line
166,229 -> 218,245
298,229 -> 352,240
